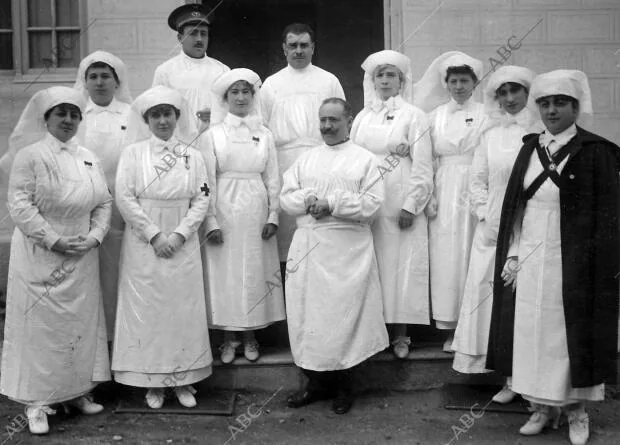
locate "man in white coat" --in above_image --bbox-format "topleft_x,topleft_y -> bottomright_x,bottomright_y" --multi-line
280,98 -> 389,415
152,3 -> 229,136
261,23 -> 345,262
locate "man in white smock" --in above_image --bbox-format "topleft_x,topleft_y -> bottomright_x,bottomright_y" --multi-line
152,3 -> 229,136
280,98 -> 388,415
261,23 -> 345,261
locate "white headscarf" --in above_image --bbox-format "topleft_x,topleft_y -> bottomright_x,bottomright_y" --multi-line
73,50 -> 132,104
528,69 -> 593,129
124,86 -> 194,146
0,86 -> 86,175
360,50 -> 413,108
209,68 -> 263,129
413,51 -> 483,113
483,65 -> 540,131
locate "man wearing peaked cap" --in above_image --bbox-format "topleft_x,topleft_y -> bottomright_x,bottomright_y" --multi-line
152,2 -> 229,137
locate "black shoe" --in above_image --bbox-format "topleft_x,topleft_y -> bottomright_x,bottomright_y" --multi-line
287,390 -> 330,409
332,391 -> 354,414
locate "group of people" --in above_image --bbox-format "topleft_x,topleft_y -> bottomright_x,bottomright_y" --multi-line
0,3 -> 617,444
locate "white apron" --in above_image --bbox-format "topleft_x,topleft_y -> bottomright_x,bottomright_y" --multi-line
453,123 -> 523,373
428,101 -> 485,327
1,136 -> 111,404
512,149 -> 604,405
204,125 -> 285,330
112,141 -> 212,387
351,103 -> 432,325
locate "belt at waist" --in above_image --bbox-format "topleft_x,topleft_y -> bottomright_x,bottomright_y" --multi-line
525,198 -> 560,211
218,172 -> 262,180
438,155 -> 473,166
137,198 -> 189,208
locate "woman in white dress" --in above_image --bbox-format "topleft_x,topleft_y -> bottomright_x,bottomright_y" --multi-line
74,50 -> 132,340
351,50 -> 433,358
451,66 -> 541,402
112,86 -> 212,410
488,70 -> 619,445
414,51 -> 486,351
201,68 -> 285,364
0,86 -> 111,435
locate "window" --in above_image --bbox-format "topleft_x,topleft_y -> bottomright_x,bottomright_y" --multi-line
2,0 -> 86,81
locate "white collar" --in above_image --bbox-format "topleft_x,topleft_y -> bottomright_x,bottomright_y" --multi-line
324,138 -> 351,149
371,95 -> 404,113
149,134 -> 180,154
446,97 -> 475,114
180,50 -> 209,65
286,63 -> 313,75
46,132 -> 79,154
85,97 -> 125,115
224,113 -> 262,131
539,124 -> 578,150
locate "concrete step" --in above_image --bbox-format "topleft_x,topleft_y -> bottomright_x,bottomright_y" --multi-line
202,343 -> 505,393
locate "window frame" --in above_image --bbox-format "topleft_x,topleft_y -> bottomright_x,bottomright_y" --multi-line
6,0 -> 89,84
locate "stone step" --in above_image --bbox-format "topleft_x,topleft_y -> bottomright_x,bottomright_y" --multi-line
202,343 -> 505,393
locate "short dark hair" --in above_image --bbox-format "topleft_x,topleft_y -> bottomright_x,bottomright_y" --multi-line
44,103 -> 83,121
321,97 -> 352,119
142,104 -> 181,123
86,61 -> 120,85
535,94 -> 579,110
282,23 -> 315,43
495,81 -> 529,98
445,65 -> 478,85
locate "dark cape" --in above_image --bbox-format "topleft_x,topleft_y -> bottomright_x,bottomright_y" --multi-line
486,126 -> 620,387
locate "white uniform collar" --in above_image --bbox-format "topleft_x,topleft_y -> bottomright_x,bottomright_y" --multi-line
539,123 -> 577,151
371,95 -> 404,113
286,63 -> 313,74
180,50 -> 209,65
224,113 -> 262,131
446,97 -> 475,113
149,134 -> 179,154
46,132 -> 79,154
85,97 -> 125,115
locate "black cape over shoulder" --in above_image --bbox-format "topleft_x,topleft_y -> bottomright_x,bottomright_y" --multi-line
486,126 -> 620,388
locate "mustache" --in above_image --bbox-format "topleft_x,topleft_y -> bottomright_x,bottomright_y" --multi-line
320,129 -> 336,134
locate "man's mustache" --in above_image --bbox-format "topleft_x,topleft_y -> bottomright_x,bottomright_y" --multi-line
320,129 -> 336,134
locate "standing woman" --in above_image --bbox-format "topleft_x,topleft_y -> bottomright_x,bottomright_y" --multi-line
487,70 -> 619,445
201,68 -> 285,364
0,86 -> 111,434
112,86 -> 212,409
414,51 -> 486,351
351,50 -> 434,358
451,66 -> 541,401
74,50 -> 132,341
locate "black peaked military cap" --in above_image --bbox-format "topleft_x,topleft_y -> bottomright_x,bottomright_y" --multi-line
167,3 -> 217,32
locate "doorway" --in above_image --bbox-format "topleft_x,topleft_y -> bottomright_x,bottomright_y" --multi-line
207,0 -> 385,114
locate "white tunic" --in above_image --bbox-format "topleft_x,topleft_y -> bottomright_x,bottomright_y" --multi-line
81,97 -> 131,339
112,136 -> 212,387
452,113 -> 531,373
351,96 -> 434,325
152,52 -> 229,135
280,140 -> 389,371
428,98 -> 486,327
1,133 -> 111,404
511,125 -> 604,405
200,114 -> 285,330
261,64 -> 345,259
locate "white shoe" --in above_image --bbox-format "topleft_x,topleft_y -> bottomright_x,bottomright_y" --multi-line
64,394 -> 104,415
174,385 -> 197,408
492,385 -> 516,404
519,405 -> 561,436
220,340 -> 240,364
145,388 -> 165,409
392,336 -> 411,359
25,405 -> 55,435
568,407 -> 589,445
442,335 -> 454,353
244,340 -> 260,362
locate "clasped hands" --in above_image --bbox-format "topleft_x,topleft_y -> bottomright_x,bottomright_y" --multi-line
150,232 -> 186,259
206,223 -> 278,245
51,235 -> 99,257
304,195 -> 331,220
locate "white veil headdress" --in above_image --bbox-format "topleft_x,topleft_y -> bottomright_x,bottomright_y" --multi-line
124,86 -> 194,147
360,49 -> 413,108
413,51 -> 483,113
209,68 -> 263,129
0,86 -> 86,176
73,50 -> 132,105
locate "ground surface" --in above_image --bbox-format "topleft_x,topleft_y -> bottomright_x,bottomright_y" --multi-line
1,387 -> 619,445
